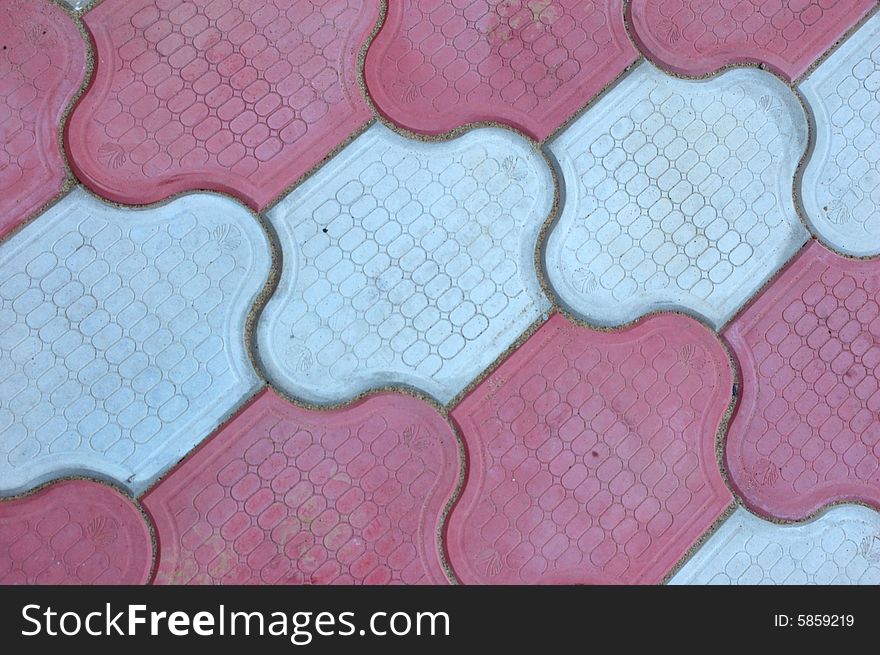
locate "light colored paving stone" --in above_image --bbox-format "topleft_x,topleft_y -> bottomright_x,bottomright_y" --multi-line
59,0 -> 90,10
0,188 -> 270,496
257,124 -> 553,404
801,13 -> 880,257
670,505 -> 880,585
546,62 -> 809,329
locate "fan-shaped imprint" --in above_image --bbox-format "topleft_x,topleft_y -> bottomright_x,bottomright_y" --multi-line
0,479 -> 152,584
0,0 -> 87,238
257,124 -> 552,404
65,0 -> 380,210
143,389 -> 459,584
546,63 -> 808,329
364,0 -> 637,140
670,505 -> 880,585
724,242 -> 880,521
0,188 -> 269,495
629,0 -> 875,82
801,12 -> 880,257
447,313 -> 733,584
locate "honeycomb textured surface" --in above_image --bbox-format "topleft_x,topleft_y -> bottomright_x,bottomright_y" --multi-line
0,0 -> 87,238
257,124 -> 552,404
0,479 -> 152,584
0,189 -> 269,495
547,63 -> 808,328
143,389 -> 459,584
671,505 -> 880,585
725,242 -> 880,521
629,0 -> 875,81
66,0 -> 380,210
801,12 -> 880,257
447,313 -> 733,584
365,0 -> 637,140
3,0 -> 880,586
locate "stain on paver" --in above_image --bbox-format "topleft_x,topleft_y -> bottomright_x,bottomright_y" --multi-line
671,505 -> 880,585
257,124 -> 552,404
0,479 -> 152,584
801,12 -> 880,257
143,389 -> 459,584
446,313 -> 733,584
0,0 -> 87,238
66,0 -> 380,210
365,0 -> 637,140
629,0 -> 875,82
0,188 -> 269,495
546,63 -> 808,329
725,241 -> 880,521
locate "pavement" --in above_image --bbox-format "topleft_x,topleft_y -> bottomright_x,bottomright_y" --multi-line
1,0 -> 879,585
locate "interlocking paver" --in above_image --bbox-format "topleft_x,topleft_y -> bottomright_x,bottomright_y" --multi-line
0,479 -> 152,584
546,63 -> 808,329
670,505 -> 880,585
66,0 -> 380,210
2,0 -> 879,587
0,0 -> 87,238
629,0 -> 875,82
365,0 -> 637,140
447,313 -> 733,584
143,389 -> 459,584
725,241 -> 880,521
801,12 -> 880,257
257,124 -> 552,404
0,188 -> 269,495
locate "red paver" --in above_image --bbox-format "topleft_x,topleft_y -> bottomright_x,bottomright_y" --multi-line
0,0 -> 86,238
628,0 -> 875,81
364,0 -> 637,140
143,389 -> 459,585
725,241 -> 880,521
66,0 -> 379,210
0,480 -> 153,584
447,313 -> 733,584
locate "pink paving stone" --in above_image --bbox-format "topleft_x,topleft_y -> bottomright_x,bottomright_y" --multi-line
143,389 -> 460,585
0,480 -> 153,585
628,0 -> 876,82
447,313 -> 733,584
364,0 -> 637,140
65,0 -> 379,210
0,0 -> 87,238
724,241 -> 880,522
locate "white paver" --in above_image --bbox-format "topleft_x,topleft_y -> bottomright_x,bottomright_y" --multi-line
547,63 -> 809,329
0,188 -> 270,495
670,506 -> 880,585
257,124 -> 553,404
60,0 -> 90,10
801,14 -> 880,257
